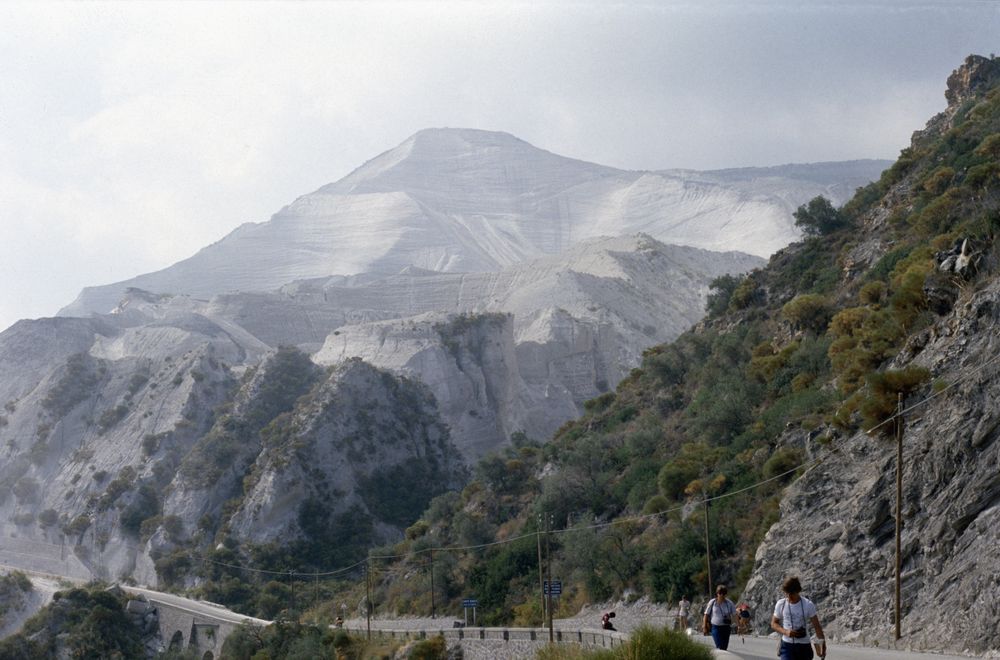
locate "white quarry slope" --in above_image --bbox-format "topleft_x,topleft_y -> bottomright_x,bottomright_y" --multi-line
305,235 -> 762,454
43,235 -> 757,458
60,128 -> 888,317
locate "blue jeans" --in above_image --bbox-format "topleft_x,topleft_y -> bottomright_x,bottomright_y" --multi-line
711,624 -> 731,650
779,641 -> 814,660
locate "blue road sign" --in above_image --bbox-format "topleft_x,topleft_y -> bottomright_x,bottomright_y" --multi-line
543,580 -> 562,595
462,598 -> 478,608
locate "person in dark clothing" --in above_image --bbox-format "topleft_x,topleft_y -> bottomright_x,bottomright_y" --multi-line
601,611 -> 616,630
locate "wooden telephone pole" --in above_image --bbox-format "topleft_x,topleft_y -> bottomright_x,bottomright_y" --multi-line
536,515 -> 546,627
895,393 -> 903,641
365,559 -> 372,640
546,514 -> 554,643
703,488 -> 713,601
429,549 -> 436,619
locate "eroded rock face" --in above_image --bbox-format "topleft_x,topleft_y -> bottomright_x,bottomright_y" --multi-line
743,278 -> 1000,655
309,236 -> 763,456
0,312 -> 251,583
225,359 -> 467,546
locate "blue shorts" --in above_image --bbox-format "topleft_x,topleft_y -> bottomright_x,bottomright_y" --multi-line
779,640 -> 814,660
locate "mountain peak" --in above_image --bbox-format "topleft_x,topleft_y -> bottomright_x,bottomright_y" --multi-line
407,127 -> 528,148
319,127 -> 617,196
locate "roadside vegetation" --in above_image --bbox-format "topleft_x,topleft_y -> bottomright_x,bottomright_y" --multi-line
536,627 -> 712,660
0,583 -> 143,660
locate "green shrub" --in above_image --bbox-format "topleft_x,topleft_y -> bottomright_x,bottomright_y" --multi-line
611,625 -> 713,660
41,354 -> 102,418
63,514 -> 92,536
859,366 -> 931,434
762,447 -> 803,481
96,404 -> 129,434
407,635 -> 448,660
859,281 -> 886,306
922,166 -> 955,195
705,274 -> 741,317
642,495 -> 670,515
729,277 -> 762,310
781,294 -> 832,334
794,196 -> 848,236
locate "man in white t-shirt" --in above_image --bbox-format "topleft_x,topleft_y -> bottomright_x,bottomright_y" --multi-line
703,584 -> 736,650
771,576 -> 826,659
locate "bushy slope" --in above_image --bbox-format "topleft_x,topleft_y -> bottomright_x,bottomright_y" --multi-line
0,584 -> 143,660
347,55 -> 1000,651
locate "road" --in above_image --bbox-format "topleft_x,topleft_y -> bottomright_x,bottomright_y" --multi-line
0,562 -> 985,659
125,585 -> 271,627
691,632 -> 976,660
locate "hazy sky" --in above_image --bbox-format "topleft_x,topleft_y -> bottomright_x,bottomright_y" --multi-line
1,1 -> 997,332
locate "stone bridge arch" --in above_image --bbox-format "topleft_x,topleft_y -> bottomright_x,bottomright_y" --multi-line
149,599 -> 231,656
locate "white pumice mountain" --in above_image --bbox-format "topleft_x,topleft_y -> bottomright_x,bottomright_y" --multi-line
0,128 -> 886,586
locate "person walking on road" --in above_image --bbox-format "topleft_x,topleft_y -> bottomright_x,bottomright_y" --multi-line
771,576 -> 826,659
703,584 -> 736,650
678,595 -> 691,630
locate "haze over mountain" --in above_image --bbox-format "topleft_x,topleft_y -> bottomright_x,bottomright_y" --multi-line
59,128 -> 888,318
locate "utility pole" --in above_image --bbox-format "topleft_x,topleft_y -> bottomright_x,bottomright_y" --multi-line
536,514 -> 546,628
314,572 -> 319,612
703,488 -> 713,600
365,559 -> 372,640
895,392 -> 903,641
288,570 -> 296,616
429,549 -> 436,619
546,514 -> 554,643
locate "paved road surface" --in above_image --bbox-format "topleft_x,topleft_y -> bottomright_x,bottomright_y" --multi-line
692,633 -> 977,660
125,585 -> 271,627
0,563 -> 987,659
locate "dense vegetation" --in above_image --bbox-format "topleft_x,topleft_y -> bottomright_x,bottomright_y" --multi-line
537,627 -> 712,660
0,584 -> 143,660
220,622 -> 449,660
0,571 -> 32,629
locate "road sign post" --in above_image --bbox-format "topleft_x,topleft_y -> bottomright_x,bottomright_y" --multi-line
462,598 -> 479,627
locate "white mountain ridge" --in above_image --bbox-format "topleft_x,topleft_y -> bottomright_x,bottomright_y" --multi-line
60,128 -> 888,318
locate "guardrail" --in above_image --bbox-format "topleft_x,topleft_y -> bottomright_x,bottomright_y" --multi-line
341,624 -> 629,648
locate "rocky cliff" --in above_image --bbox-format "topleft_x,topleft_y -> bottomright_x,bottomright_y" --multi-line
740,55 -> 1000,656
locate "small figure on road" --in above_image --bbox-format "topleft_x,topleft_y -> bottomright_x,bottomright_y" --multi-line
334,615 -> 344,628
678,594 -> 691,630
771,576 -> 826,659
601,611 -> 616,630
703,584 -> 736,650
736,601 -> 752,635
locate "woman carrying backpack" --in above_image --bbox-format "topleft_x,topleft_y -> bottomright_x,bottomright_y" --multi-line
703,584 -> 736,650
771,576 -> 826,659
